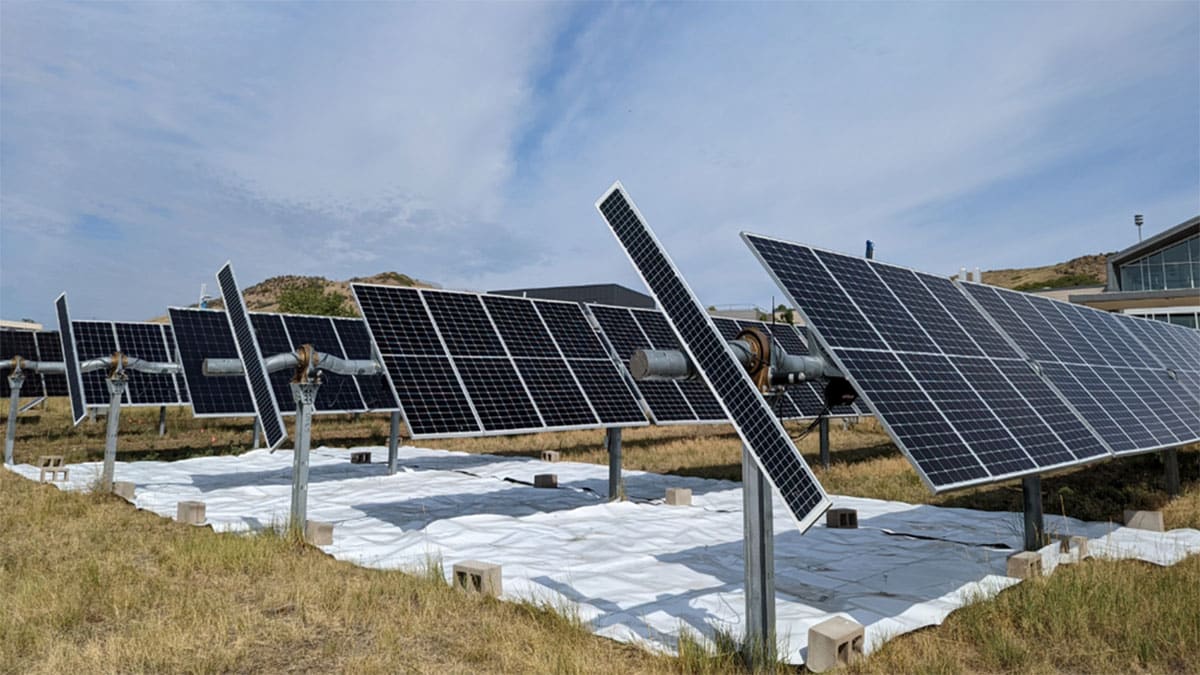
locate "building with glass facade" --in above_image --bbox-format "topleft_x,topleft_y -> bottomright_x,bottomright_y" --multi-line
1070,215 -> 1200,328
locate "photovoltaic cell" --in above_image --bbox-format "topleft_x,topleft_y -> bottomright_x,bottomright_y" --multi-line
331,317 -> 400,412
597,182 -> 830,531
744,233 -> 1110,491
218,263 -> 286,450
73,321 -> 121,406
113,323 -> 180,405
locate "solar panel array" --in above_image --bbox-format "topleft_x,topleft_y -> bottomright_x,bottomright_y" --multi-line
68,321 -> 188,407
352,284 -> 648,439
217,263 -> 287,451
168,308 -> 399,418
596,183 -> 831,532
961,282 -> 1200,457
35,331 -> 70,396
1,329 -> 43,398
744,232 -> 1199,492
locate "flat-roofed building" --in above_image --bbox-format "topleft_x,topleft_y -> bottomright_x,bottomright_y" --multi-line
1070,215 -> 1200,329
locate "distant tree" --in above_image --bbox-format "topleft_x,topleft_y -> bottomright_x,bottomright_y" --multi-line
775,304 -> 795,324
277,280 -> 355,317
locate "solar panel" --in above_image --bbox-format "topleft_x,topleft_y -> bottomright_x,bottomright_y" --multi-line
744,233 -> 1111,491
961,282 -> 1200,456
250,313 -> 297,411
73,321 -> 122,406
597,182 -> 831,531
330,317 -> 400,412
35,331 -> 69,396
168,308 -> 256,417
352,283 -> 649,438
112,323 -> 183,405
217,263 -> 287,451
1,330 -> 44,399
54,294 -> 87,425
160,325 -> 189,403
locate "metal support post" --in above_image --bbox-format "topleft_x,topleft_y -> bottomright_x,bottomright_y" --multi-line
742,444 -> 775,667
157,405 -> 167,437
1164,448 -> 1180,498
5,372 -> 24,465
1022,474 -> 1044,551
251,418 -> 261,449
387,410 -> 401,475
606,427 -> 623,501
289,381 -> 319,534
819,417 -> 830,470
100,377 -> 128,493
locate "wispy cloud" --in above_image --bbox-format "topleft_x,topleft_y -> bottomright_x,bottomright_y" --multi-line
1,2 -> 1196,322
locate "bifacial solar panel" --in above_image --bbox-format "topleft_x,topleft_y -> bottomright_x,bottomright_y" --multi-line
744,233 -> 1111,492
331,317 -> 401,412
218,263 -> 287,451
962,282 -> 1200,456
55,294 -> 87,425
35,331 -> 70,396
631,308 -> 728,421
72,321 -> 120,407
597,182 -> 831,532
1,330 -> 44,399
283,314 -> 368,412
250,313 -> 297,412
112,323 -> 185,406
351,283 -> 648,439
169,308 -> 256,417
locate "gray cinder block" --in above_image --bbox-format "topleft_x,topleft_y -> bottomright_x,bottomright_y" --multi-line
540,450 -> 561,462
176,501 -> 206,525
1055,534 -> 1090,561
453,560 -> 502,597
1123,510 -> 1164,532
1006,551 -> 1042,580
534,474 -> 557,488
304,520 -> 334,546
38,456 -> 68,482
112,481 -> 136,501
807,615 -> 864,672
350,451 -> 372,464
665,487 -> 692,506
826,508 -> 858,529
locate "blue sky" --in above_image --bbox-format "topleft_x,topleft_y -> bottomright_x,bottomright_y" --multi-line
2,1 -> 1197,323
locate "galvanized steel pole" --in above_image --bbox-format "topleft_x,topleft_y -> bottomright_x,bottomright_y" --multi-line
100,377 -> 128,492
1022,474 -> 1044,551
289,381 -> 319,533
387,410 -> 401,475
606,427 -> 623,501
5,372 -> 24,465
819,417 -> 831,470
742,444 -> 776,667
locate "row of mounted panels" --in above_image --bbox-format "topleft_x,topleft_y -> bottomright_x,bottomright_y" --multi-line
167,307 -> 400,418
70,321 -> 190,407
351,283 -> 866,439
745,233 -> 1200,493
0,329 -> 69,399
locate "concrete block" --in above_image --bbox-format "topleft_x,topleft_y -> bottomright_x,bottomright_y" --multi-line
540,450 -> 561,462
826,508 -> 858,529
534,473 -> 557,488
1006,551 -> 1042,580
667,482 -> 696,504
350,451 -> 372,464
1055,534 -> 1090,560
38,455 -> 68,482
665,487 -> 692,506
807,615 -> 864,672
112,481 -> 136,501
1123,510 -> 1164,532
305,520 -> 334,546
176,500 -> 206,525
453,560 -> 502,597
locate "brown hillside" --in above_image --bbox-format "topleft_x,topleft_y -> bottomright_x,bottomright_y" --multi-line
981,253 -> 1112,291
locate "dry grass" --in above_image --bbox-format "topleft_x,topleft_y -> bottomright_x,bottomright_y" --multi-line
4,399 -> 1199,673
0,469 -> 685,675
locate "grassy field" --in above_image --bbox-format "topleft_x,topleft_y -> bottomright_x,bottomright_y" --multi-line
3,398 -> 1198,673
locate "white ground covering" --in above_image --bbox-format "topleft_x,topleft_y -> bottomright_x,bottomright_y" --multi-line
10,447 -> 1200,665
